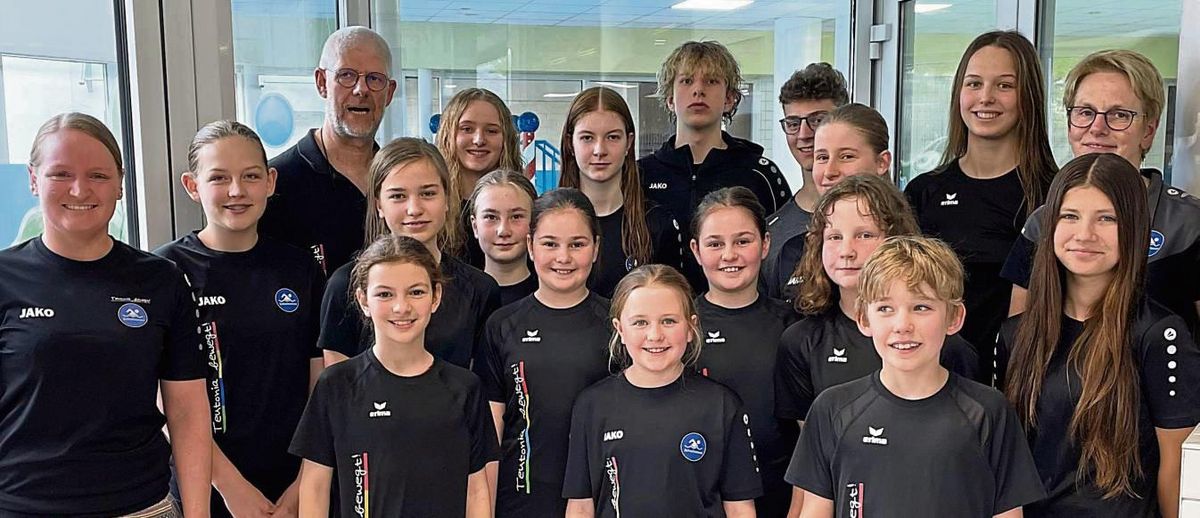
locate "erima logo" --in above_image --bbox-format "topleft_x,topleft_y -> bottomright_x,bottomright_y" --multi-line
786,276 -> 801,286
118,303 -> 148,328
648,182 -> 668,190
19,307 -> 54,319
198,296 -> 226,307
369,401 -> 392,418
275,288 -> 299,313
1148,230 -> 1165,257
603,430 -> 624,442
827,348 -> 848,363
705,331 -> 726,344
862,426 -> 888,445
521,329 -> 541,343
939,193 -> 959,206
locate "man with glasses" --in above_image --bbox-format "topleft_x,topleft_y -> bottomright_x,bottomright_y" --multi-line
259,26 -> 397,276
1003,49 -> 1200,336
763,63 -> 850,301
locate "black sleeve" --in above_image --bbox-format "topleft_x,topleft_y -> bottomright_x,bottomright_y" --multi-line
989,399 -> 1047,513
993,322 -> 1015,390
161,270 -> 207,381
999,235 -> 1035,289
562,393 -> 595,499
720,397 -> 764,502
466,374 -> 501,472
762,157 -> 793,214
306,261 -> 328,359
941,335 -> 981,383
474,314 -> 507,403
903,174 -> 926,222
775,323 -> 816,421
1138,314 -> 1200,429
782,396 -> 835,499
649,204 -> 685,273
288,373 -> 336,467
318,267 -> 365,357
472,283 -> 502,368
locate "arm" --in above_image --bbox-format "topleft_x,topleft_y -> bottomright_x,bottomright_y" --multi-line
994,508 -> 1023,518
786,486 -> 805,518
323,350 -> 350,366
723,499 -> 756,518
1156,426 -> 1194,518
466,466 -> 494,518
212,443 -> 274,517
486,402 -> 505,497
161,379 -> 213,518
797,491 -> 833,518
297,460 -> 333,518
1008,286 -> 1027,317
565,498 -> 595,518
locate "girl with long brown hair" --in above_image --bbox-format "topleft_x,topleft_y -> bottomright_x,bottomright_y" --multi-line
905,31 -> 1057,380
997,153 -> 1198,517
559,86 -> 682,297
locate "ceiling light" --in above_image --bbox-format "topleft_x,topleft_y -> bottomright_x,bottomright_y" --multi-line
671,0 -> 753,11
544,92 -> 580,98
596,81 -> 635,89
444,84 -> 457,89
914,3 -> 951,14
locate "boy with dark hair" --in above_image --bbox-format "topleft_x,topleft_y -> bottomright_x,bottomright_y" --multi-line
787,236 -> 1043,517
765,63 -> 850,301
640,40 -> 792,288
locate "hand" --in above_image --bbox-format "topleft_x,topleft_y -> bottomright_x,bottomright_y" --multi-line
273,479 -> 301,518
218,477 -> 275,518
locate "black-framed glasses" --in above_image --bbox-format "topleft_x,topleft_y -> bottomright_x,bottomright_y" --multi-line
1066,106 -> 1140,131
778,112 -> 829,135
324,68 -> 391,92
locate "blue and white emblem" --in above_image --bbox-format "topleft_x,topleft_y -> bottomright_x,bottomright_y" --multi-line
275,288 -> 300,313
680,432 -> 706,462
1148,230 -> 1165,257
117,303 -> 148,328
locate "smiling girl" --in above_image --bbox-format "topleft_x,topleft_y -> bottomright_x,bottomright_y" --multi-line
469,169 -> 539,305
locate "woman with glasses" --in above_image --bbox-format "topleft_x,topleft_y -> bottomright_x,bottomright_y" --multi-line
904,31 -> 1057,382
1001,49 -> 1200,339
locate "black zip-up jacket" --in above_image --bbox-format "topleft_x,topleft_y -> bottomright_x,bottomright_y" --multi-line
639,131 -> 792,288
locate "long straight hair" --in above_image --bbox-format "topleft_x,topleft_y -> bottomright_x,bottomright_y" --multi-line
1005,153 -> 1148,498
941,31 -> 1057,216
435,88 -> 523,201
364,138 -> 461,255
558,87 -> 653,266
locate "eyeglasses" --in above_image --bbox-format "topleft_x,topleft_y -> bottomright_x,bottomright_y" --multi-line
778,112 -> 829,135
1066,106 -> 1140,131
324,68 -> 391,92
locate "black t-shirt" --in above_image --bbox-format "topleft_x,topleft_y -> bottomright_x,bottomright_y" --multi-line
320,255 -> 500,367
154,233 -> 324,500
1002,169 -> 1200,336
563,372 -> 763,516
995,302 -> 1200,516
475,293 -> 613,517
695,295 -> 799,497
289,352 -> 499,518
639,132 -> 793,289
498,272 -> 538,306
592,204 -> 684,298
762,201 -> 811,303
0,237 -> 206,515
906,161 -> 1027,369
775,308 -> 981,421
786,371 -> 1045,517
259,128 -> 370,276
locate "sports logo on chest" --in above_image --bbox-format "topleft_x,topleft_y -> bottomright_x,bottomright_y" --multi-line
369,401 -> 392,418
648,182 -> 668,190
827,347 -> 849,363
18,307 -> 55,319
521,329 -> 541,343
198,295 -> 226,307
603,429 -> 624,442
939,193 -> 960,207
861,426 -> 888,445
705,330 -> 726,344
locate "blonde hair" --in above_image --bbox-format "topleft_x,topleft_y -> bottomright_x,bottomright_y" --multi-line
656,41 -> 744,123
607,264 -> 703,370
467,169 -> 537,216
187,120 -> 267,173
364,138 -> 461,254
1063,50 -> 1164,159
30,112 -> 122,173
435,88 -> 523,199
856,235 -> 964,319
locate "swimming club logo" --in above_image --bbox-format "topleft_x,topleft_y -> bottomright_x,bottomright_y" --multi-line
846,482 -> 865,517
862,426 -> 888,445
705,331 -> 726,344
827,347 -> 849,363
275,288 -> 299,313
1148,230 -> 1165,257
680,432 -> 707,462
118,303 -> 148,328
511,361 -> 532,493
521,329 -> 541,343
351,452 -> 370,518
605,456 -> 622,516
369,402 -> 391,418
624,256 -> 638,272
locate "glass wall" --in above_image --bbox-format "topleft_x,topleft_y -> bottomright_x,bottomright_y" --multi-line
0,1 -> 128,246
373,0 -> 850,190
1043,0 -> 1181,176
231,0 -> 338,158
896,0 -> 997,185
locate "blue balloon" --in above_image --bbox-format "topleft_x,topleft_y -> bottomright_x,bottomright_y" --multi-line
429,114 -> 441,134
254,93 -> 295,147
517,111 -> 540,133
